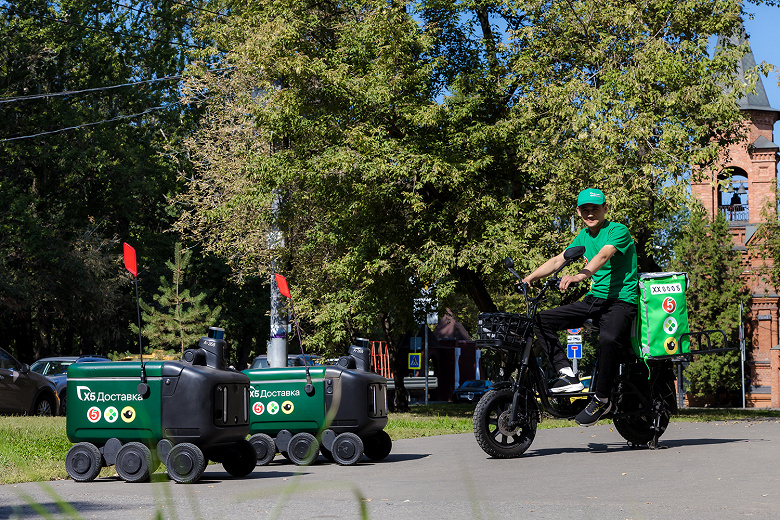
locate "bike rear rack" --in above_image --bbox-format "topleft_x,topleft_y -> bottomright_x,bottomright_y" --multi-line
646,329 -> 736,361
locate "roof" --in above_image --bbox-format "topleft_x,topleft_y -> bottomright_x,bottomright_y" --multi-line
716,25 -> 780,114
751,134 -> 779,150
33,355 -> 110,362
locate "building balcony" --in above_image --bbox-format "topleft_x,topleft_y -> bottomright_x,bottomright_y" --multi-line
719,204 -> 749,222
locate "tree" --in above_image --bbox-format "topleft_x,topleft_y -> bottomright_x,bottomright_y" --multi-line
1,1 -> 198,359
672,204 -> 748,398
179,0 -> 767,408
135,243 -> 221,354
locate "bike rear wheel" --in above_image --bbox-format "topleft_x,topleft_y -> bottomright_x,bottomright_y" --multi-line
473,387 -> 538,458
613,369 -> 677,446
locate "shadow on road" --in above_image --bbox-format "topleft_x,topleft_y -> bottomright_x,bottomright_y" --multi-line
1,500 -> 133,520
509,435 -> 754,458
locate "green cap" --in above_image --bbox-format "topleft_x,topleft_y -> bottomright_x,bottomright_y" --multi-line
577,188 -> 605,206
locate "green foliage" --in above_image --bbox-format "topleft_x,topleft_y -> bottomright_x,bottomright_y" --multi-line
1,0 -> 198,360
134,243 -> 221,354
177,0 -> 770,408
672,204 -> 748,396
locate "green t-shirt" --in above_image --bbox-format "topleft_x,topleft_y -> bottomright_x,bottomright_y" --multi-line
568,221 -> 638,304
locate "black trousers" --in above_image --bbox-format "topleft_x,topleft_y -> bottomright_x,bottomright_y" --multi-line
534,295 -> 637,400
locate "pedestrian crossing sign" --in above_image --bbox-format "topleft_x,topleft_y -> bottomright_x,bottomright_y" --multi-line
408,353 -> 422,369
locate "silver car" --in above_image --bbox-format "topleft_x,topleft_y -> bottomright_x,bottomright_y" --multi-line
29,355 -> 110,415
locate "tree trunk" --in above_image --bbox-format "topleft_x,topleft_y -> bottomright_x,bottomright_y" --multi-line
455,266 -> 497,313
234,332 -> 253,370
635,225 -> 662,273
35,307 -> 52,359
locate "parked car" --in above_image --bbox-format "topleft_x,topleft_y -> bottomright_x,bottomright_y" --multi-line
0,347 -> 60,416
452,379 -> 493,403
249,354 -> 322,369
29,355 -> 110,415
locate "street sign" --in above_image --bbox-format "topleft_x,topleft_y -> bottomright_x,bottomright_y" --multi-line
567,335 -> 582,344
567,344 -> 582,359
410,337 -> 422,352
408,353 -> 422,369
567,328 -> 582,335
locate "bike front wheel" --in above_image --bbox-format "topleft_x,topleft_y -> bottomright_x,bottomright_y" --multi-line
473,387 -> 538,458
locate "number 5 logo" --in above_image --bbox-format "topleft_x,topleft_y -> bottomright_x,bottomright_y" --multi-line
87,406 -> 101,423
662,297 -> 677,314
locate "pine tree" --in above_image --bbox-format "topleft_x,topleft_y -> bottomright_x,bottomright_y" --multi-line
672,205 -> 748,397
136,243 -> 221,354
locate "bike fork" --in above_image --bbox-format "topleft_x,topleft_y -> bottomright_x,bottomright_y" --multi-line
508,337 -> 536,428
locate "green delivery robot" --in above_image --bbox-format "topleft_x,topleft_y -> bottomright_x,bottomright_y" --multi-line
244,344 -> 392,466
65,328 -> 256,484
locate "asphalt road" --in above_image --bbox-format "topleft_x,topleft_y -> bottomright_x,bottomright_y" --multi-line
2,419 -> 779,520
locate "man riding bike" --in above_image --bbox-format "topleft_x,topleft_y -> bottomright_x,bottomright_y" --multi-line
521,188 -> 638,426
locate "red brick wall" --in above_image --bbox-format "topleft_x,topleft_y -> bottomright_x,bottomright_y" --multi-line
691,109 -> 780,407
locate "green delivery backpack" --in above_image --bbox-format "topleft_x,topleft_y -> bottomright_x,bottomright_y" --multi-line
631,272 -> 690,359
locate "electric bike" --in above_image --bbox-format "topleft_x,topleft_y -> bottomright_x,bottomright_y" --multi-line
472,247 -> 681,457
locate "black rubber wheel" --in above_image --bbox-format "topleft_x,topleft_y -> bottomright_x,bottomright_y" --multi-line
613,379 -> 675,446
59,391 -> 67,416
249,433 -> 276,466
287,433 -> 319,466
115,442 -> 152,483
362,430 -> 392,461
65,443 -> 103,482
473,387 -> 538,458
33,395 -> 55,416
222,439 -> 258,477
332,433 -> 363,466
166,443 -> 206,484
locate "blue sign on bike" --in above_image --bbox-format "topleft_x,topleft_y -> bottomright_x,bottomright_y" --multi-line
567,344 -> 582,359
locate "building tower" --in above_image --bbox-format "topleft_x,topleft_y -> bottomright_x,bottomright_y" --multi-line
690,28 -> 780,407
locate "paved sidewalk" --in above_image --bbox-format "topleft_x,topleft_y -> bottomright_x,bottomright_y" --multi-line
2,419 -> 779,519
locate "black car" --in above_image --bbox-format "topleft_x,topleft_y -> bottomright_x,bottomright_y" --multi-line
452,380 -> 493,403
29,355 -> 110,415
0,347 -> 60,416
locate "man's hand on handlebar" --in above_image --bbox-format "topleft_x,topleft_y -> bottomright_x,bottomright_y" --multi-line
559,273 -> 587,291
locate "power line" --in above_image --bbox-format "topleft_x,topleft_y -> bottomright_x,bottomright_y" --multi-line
0,75 -> 183,104
0,67 -> 234,104
1,101 -> 183,142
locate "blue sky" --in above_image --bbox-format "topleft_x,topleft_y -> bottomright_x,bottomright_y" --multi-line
743,2 -> 780,139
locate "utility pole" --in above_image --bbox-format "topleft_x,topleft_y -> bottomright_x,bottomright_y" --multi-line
268,192 -> 287,368
740,302 -> 745,409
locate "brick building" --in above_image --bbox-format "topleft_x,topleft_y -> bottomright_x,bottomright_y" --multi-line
690,30 -> 780,407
